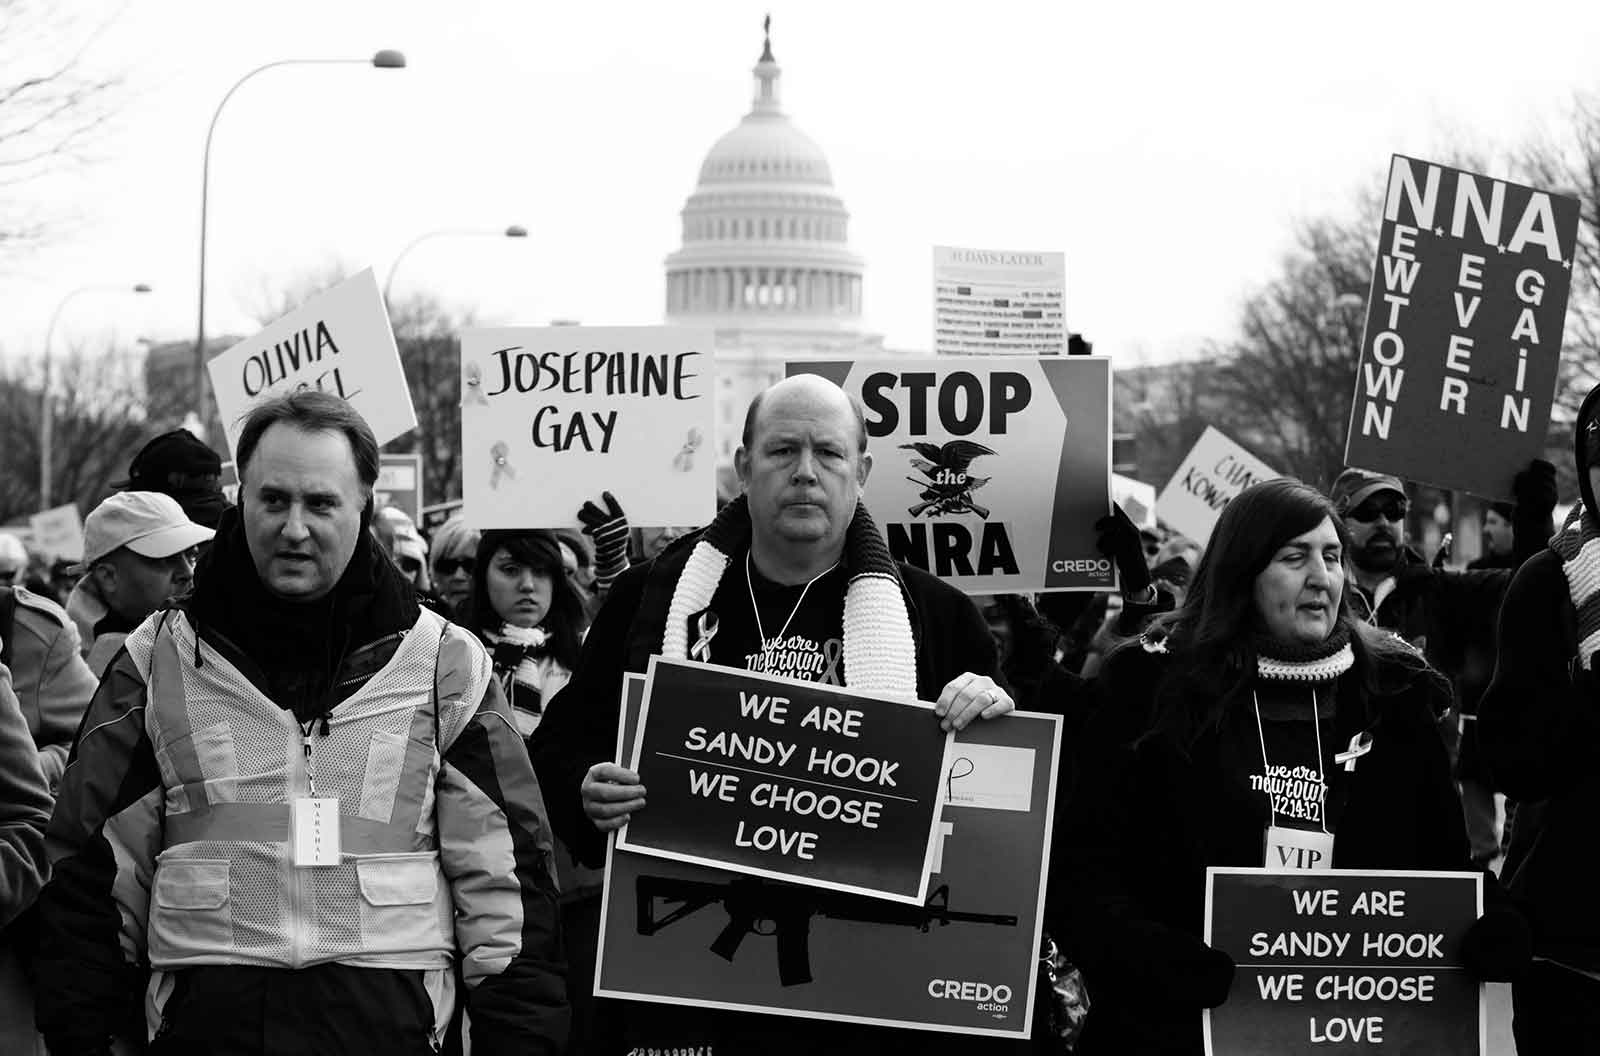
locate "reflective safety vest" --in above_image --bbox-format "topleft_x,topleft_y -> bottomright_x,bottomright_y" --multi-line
123,607 -> 491,971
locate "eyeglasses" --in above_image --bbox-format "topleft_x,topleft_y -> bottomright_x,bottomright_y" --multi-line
434,556 -> 475,576
1347,499 -> 1408,523
397,556 -> 423,575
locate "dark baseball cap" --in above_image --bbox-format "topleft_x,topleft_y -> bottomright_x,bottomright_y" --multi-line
1330,468 -> 1407,514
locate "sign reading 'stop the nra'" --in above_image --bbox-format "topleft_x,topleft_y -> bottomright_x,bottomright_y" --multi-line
1344,155 -> 1581,500
788,357 -> 1113,593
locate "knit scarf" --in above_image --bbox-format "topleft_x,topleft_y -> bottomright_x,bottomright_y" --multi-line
1253,624 -> 1355,683
1551,503 -> 1600,669
486,623 -> 550,690
660,495 -> 918,697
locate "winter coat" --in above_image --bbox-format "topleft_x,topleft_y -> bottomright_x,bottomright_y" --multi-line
1060,637 -> 1473,1056
0,660 -> 52,1055
529,509 -> 1013,1055
1,585 -> 99,791
33,509 -> 569,1056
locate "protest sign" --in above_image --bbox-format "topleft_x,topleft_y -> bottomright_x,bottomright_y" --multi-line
1113,472 -> 1157,529
460,326 -> 716,530
374,453 -> 424,525
419,499 -> 463,536
1157,427 -> 1281,545
933,246 -> 1066,355
1344,155 -> 1582,500
207,269 -> 416,456
218,461 -> 240,504
29,504 -> 83,562
599,674 -> 1061,1039
1205,868 -> 1484,1056
618,657 -> 953,903
788,356 -> 1113,592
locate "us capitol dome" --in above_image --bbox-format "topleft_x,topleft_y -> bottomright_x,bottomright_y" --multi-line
664,21 -> 893,466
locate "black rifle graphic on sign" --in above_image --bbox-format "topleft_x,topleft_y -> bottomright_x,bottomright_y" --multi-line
636,874 -> 1018,987
901,440 -> 996,519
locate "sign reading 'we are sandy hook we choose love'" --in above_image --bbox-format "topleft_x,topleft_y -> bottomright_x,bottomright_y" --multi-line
460,326 -> 717,530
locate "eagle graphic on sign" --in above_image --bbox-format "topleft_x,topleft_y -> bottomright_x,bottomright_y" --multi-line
900,440 -> 996,520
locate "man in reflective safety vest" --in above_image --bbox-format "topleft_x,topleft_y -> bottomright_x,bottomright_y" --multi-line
35,390 -> 568,1055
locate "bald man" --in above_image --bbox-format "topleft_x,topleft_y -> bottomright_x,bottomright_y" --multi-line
531,373 -> 1013,1054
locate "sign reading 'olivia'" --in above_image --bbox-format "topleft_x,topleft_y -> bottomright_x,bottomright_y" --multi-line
208,269 -> 415,457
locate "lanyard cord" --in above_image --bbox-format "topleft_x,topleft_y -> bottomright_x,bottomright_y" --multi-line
745,550 -> 837,668
1252,687 -> 1330,835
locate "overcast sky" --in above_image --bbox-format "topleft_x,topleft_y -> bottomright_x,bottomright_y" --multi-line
4,0 -> 1598,370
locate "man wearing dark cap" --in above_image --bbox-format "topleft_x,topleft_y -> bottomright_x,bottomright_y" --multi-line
1332,462 -> 1554,867
114,428 -> 231,530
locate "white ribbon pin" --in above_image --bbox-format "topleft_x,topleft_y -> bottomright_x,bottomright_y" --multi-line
1334,731 -> 1373,772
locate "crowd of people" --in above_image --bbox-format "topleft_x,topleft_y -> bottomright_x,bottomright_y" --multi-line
0,372 -> 1590,1053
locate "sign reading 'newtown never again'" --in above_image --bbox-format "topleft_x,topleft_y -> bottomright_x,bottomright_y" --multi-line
1205,868 -> 1484,1056
1157,427 -> 1280,545
617,657 -> 953,903
1345,155 -> 1581,500
788,356 -> 1114,593
208,269 -> 416,456
460,326 -> 716,530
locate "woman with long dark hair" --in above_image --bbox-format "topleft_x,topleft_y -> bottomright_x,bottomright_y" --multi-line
1057,478 -> 1526,1055
464,530 -> 587,738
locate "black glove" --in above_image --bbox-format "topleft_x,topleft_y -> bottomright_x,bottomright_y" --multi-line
1095,504 -> 1151,598
1512,458 -> 1558,517
578,491 -> 629,591
1460,905 -> 1533,983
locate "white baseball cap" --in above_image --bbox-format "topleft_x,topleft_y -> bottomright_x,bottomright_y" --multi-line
83,491 -> 216,567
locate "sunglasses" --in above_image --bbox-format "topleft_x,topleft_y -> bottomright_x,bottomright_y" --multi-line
397,557 -> 423,575
433,556 -> 476,576
1348,499 -> 1407,523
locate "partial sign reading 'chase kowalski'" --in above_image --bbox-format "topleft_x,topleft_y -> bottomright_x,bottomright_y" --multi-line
208,269 -> 416,457
460,326 -> 716,530
788,357 -> 1113,593
1344,155 -> 1581,501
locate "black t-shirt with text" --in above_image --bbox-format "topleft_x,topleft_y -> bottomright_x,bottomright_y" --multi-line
688,552 -> 847,686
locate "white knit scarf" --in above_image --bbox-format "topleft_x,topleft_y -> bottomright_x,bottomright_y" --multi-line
658,498 -> 918,698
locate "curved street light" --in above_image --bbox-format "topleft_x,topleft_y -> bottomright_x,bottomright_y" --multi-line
383,225 -> 530,309
40,283 -> 154,508
194,50 -> 407,413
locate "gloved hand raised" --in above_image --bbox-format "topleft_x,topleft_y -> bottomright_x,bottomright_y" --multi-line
1095,504 -> 1152,599
578,491 -> 630,591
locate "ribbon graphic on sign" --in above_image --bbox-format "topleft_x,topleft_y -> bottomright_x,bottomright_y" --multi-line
672,428 -> 704,472
490,441 -> 516,489
463,362 -> 491,406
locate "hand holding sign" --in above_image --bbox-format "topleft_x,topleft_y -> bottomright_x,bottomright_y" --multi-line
934,672 -> 1014,732
583,761 -> 647,832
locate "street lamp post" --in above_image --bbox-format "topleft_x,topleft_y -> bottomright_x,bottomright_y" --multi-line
195,50 -> 406,417
382,225 -> 529,310
40,283 -> 154,509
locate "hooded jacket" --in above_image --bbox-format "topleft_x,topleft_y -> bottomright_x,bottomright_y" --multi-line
33,506 -> 569,1055
1480,382 -> 1600,973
